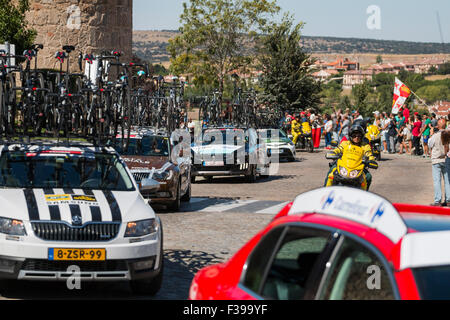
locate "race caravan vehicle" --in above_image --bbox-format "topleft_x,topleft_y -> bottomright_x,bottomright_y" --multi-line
115,127 -> 192,212
190,187 -> 450,300
190,127 -> 271,183
0,141 -> 163,295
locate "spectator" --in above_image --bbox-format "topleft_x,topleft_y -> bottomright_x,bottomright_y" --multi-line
373,111 -> 381,127
332,114 -> 339,142
421,114 -> 432,158
381,112 -> 391,153
428,119 -> 450,206
324,114 -> 333,149
431,113 -> 438,129
401,119 -> 412,155
411,113 -> 423,156
387,114 -> 398,154
339,115 -> 350,142
442,128 -> 450,198
353,110 -> 363,121
403,104 -> 410,120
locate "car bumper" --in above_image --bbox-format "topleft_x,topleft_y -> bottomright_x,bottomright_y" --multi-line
0,228 -> 162,281
192,164 -> 252,177
267,146 -> 296,159
142,181 -> 177,203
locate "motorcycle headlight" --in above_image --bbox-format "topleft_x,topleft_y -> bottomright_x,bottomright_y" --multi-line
339,167 -> 348,177
125,219 -> 158,237
0,217 -> 26,236
153,170 -> 173,181
349,170 -> 361,178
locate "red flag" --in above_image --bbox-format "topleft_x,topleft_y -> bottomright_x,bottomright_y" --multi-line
392,78 -> 411,114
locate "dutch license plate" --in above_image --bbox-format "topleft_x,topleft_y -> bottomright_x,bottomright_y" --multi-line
203,161 -> 224,166
270,149 -> 281,154
48,248 -> 106,261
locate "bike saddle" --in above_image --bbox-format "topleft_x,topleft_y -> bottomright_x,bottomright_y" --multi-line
55,51 -> 67,63
23,49 -> 36,60
33,44 -> 44,50
84,54 -> 96,63
63,45 -> 75,53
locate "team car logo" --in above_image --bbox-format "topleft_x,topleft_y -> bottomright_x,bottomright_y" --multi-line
45,194 -> 72,202
370,203 -> 385,223
321,191 -> 335,210
45,194 -> 98,204
71,195 -> 97,202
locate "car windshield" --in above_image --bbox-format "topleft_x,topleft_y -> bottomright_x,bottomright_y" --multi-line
115,136 -> 170,157
260,129 -> 287,139
0,151 -> 134,191
413,266 -> 450,299
201,129 -> 246,146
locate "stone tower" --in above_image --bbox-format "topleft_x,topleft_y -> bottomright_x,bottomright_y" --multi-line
25,0 -> 133,71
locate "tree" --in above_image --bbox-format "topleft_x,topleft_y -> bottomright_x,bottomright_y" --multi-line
0,0 -> 36,56
258,16 -> 321,112
437,62 -> 450,75
376,55 -> 383,64
352,81 -> 375,116
168,0 -> 280,99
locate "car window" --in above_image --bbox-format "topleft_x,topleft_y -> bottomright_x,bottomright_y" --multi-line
0,151 -> 134,191
260,227 -> 331,300
318,237 -> 395,300
116,137 -> 170,157
241,226 -> 286,295
413,266 -> 450,300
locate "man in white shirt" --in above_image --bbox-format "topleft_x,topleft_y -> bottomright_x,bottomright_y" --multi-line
428,119 -> 450,206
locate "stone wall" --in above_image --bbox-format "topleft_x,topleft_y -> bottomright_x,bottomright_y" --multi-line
24,0 -> 133,71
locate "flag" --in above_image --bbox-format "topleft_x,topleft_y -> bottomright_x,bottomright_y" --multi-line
392,78 -> 411,114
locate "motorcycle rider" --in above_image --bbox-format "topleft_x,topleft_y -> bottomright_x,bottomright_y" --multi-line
300,112 -> 312,136
324,124 -> 378,190
291,114 -> 302,145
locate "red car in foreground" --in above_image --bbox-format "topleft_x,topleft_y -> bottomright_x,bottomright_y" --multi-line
189,187 -> 450,300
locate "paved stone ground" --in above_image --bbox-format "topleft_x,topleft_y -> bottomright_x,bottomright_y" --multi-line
0,149 -> 436,300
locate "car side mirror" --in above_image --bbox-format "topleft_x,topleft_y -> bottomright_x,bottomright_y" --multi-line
140,178 -> 160,194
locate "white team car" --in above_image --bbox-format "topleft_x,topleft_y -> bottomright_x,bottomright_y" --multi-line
0,142 -> 163,295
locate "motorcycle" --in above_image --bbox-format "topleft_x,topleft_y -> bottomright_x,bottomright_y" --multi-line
296,132 -> 314,153
325,144 -> 378,191
366,125 -> 381,161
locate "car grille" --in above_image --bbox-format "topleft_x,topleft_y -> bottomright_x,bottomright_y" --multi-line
21,259 -> 128,272
132,172 -> 151,182
31,222 -> 120,242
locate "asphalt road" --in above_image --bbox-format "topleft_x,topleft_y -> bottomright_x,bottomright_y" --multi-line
0,149 -> 435,300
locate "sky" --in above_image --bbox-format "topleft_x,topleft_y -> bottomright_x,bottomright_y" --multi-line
133,0 -> 450,43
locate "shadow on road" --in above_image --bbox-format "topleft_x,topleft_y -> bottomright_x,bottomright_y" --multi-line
193,174 -> 296,185
154,249 -> 224,300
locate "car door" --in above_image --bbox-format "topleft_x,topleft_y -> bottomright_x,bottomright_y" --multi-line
315,234 -> 399,300
239,223 -> 340,300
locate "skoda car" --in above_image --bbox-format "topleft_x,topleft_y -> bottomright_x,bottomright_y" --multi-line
191,127 -> 270,183
0,142 -> 163,295
115,129 -> 191,211
190,187 -> 450,300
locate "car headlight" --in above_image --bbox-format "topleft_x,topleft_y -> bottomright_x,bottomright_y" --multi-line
125,219 -> 158,237
0,217 -> 26,236
349,170 -> 361,178
339,167 -> 348,177
153,170 -> 173,181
